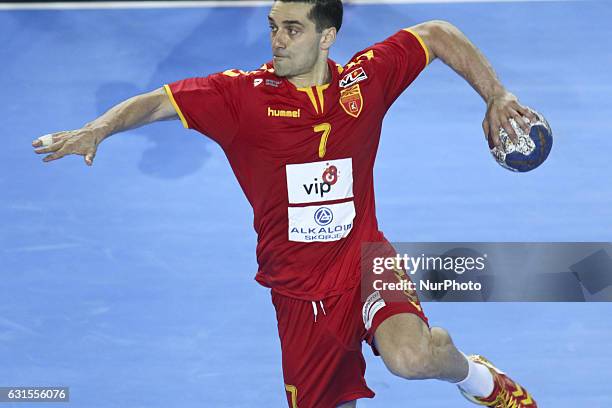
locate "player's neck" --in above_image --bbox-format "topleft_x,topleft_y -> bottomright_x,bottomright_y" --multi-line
287,56 -> 331,89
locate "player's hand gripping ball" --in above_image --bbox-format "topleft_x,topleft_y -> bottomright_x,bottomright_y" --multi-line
490,110 -> 553,172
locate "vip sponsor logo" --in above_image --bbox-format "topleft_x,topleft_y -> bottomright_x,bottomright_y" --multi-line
253,78 -> 263,87
265,79 -> 282,87
268,107 -> 301,118
302,164 -> 339,198
322,164 -> 338,184
288,201 -> 355,242
286,158 -> 353,204
339,84 -> 363,118
304,178 -> 331,197
339,67 -> 368,88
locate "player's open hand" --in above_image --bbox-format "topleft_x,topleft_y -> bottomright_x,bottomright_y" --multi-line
483,92 -> 537,149
32,127 -> 103,166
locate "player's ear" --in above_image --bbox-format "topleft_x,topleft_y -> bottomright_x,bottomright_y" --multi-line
320,27 -> 336,51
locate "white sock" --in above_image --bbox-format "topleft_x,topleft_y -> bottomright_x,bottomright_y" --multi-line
455,353 -> 495,398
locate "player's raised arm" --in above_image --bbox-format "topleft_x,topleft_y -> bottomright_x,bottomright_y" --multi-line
408,20 -> 537,149
32,87 -> 178,166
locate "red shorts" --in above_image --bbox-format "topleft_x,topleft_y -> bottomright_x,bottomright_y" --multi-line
272,267 -> 428,408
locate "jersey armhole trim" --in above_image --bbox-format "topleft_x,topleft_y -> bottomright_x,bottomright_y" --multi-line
163,84 -> 189,129
403,28 -> 430,66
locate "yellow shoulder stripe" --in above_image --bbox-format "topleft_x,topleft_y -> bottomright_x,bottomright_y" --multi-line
163,84 -> 189,129
403,28 -> 430,66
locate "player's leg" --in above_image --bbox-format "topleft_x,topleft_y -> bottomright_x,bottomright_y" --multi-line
362,250 -> 467,381
374,313 -> 467,382
361,250 -> 537,407
373,313 -> 537,407
336,401 -> 356,408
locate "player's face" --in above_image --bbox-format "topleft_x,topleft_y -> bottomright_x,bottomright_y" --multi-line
268,2 -> 323,78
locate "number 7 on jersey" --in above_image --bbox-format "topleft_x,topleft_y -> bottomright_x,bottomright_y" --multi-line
313,123 -> 331,159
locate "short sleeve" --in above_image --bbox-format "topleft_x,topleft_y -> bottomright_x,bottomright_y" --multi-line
164,72 -> 242,149
366,29 -> 429,107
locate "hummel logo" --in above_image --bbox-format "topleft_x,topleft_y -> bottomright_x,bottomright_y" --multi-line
268,107 -> 301,118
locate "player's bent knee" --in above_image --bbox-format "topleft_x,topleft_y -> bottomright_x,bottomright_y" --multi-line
430,326 -> 454,348
385,337 -> 439,380
391,326 -> 456,380
375,314 -> 441,380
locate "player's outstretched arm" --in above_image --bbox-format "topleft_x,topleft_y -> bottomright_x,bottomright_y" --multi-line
32,87 -> 178,166
409,20 -> 537,149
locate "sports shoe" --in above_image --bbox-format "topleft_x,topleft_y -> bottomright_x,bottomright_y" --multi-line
459,355 -> 537,407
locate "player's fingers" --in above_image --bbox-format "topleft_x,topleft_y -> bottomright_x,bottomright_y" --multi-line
32,134 -> 52,148
511,109 -> 530,134
489,119 -> 502,150
32,132 -> 65,148
514,103 -> 537,122
483,118 -> 495,149
33,136 -> 56,149
501,115 -> 519,144
84,149 -> 96,166
42,150 -> 67,163
34,140 -> 66,154
482,120 -> 489,141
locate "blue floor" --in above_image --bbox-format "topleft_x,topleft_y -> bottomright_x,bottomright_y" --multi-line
2,1 -> 612,407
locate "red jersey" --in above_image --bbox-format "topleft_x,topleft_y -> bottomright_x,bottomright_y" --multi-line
165,29 -> 429,300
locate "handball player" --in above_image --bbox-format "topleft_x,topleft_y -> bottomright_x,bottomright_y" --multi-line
33,1 -> 538,407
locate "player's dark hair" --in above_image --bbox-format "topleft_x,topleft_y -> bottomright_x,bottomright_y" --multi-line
276,0 -> 343,33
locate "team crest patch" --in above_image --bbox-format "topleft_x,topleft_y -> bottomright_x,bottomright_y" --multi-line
340,84 -> 363,118
339,67 -> 368,88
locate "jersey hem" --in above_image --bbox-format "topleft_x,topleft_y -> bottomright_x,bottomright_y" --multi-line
163,84 -> 189,129
333,390 -> 375,407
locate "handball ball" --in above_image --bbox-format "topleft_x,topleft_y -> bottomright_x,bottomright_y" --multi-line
490,110 -> 553,172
